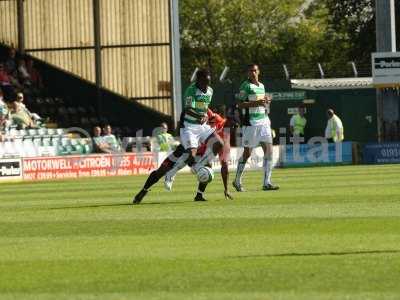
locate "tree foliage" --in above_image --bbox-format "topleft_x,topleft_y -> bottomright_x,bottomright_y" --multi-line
180,0 -> 399,79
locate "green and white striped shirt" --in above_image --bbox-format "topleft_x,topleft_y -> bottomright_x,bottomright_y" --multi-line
238,80 -> 268,126
183,83 -> 213,124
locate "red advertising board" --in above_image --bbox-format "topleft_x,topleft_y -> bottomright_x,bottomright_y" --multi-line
22,153 -> 156,181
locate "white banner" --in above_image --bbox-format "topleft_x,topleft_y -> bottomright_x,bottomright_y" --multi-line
372,52 -> 400,87
0,158 -> 23,181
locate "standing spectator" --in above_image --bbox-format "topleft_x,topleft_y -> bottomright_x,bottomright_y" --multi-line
155,122 -> 175,151
325,109 -> 344,143
103,124 -> 121,151
289,104 -> 307,143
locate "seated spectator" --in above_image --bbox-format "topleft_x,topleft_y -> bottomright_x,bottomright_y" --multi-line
0,63 -> 17,100
26,58 -> 43,90
5,48 -> 17,74
92,126 -> 112,153
0,88 -> 5,107
0,102 -> 10,142
16,92 -> 41,122
10,101 -> 38,129
0,63 -> 12,86
102,124 -> 121,151
155,122 -> 176,151
0,88 -> 10,121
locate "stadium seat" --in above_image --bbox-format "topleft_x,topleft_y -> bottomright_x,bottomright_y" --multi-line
38,128 -> 47,136
73,144 -> 84,154
42,138 -> 52,147
47,128 -> 56,136
9,128 -> 19,137
33,137 -> 42,147
61,138 -> 71,147
13,139 -> 24,156
67,107 -> 77,115
18,129 -> 26,136
51,136 -> 61,146
28,129 -> 38,136
56,128 -> 65,135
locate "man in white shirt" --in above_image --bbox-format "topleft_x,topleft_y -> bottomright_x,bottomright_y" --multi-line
16,92 -> 41,122
325,109 -> 344,143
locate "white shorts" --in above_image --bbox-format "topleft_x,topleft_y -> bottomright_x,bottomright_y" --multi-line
180,122 -> 215,149
242,124 -> 272,148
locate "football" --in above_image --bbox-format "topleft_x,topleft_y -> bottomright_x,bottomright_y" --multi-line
196,166 -> 214,183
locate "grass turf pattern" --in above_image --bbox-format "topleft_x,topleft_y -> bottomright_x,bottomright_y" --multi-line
0,165 -> 400,299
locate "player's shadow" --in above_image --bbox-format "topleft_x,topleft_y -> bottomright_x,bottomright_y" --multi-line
49,201 -> 185,210
228,249 -> 400,259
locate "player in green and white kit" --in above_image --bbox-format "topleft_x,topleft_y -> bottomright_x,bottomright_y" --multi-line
233,64 -> 279,191
164,69 -> 223,201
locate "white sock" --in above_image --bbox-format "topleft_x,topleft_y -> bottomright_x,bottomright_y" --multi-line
234,159 -> 246,185
166,155 -> 188,179
192,148 -> 216,172
263,157 -> 273,186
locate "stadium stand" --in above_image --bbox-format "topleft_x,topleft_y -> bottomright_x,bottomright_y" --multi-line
0,46 -> 152,158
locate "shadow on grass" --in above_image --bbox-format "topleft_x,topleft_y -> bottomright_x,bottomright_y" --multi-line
48,201 -> 186,210
228,249 -> 400,259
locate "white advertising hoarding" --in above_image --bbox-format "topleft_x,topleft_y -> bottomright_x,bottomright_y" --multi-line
372,52 -> 400,88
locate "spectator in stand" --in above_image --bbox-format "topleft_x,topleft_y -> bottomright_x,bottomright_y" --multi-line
26,58 -> 43,90
0,106 -> 9,142
0,63 -> 15,100
0,89 -> 11,142
0,89 -> 10,125
103,124 -> 121,151
5,48 -> 17,74
16,92 -> 41,122
10,101 -> 37,129
17,58 -> 32,86
155,122 -> 176,152
0,88 -> 5,107
92,126 -> 112,153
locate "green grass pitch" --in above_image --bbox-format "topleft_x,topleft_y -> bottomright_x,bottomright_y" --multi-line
1,165 -> 400,300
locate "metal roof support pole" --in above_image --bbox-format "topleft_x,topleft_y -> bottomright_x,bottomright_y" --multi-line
93,0 -> 103,117
170,0 -> 182,128
17,0 -> 25,54
376,0 -> 398,142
